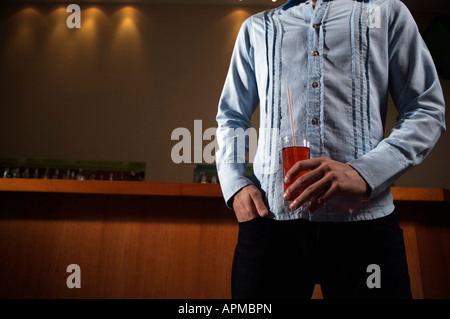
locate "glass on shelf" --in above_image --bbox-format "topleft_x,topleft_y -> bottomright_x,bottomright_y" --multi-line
42,168 -> 50,179
32,168 -> 39,179
193,165 -> 219,184
76,169 -> 85,180
62,169 -> 71,179
2,167 -> 11,178
52,169 -> 60,179
11,168 -> 20,178
21,168 -> 30,178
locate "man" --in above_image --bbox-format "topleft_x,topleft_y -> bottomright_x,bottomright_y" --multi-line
216,0 -> 446,299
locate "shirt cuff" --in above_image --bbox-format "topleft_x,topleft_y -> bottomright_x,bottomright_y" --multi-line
347,141 -> 410,199
217,163 -> 254,209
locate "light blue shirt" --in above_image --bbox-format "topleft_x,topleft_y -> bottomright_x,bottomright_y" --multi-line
216,0 -> 446,221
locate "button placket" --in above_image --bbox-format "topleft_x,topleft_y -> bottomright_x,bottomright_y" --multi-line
309,20 -> 321,139
305,3 -> 326,154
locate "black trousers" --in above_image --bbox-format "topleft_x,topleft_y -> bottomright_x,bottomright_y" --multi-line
231,212 -> 412,299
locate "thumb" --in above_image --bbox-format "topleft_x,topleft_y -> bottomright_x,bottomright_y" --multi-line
250,189 -> 269,217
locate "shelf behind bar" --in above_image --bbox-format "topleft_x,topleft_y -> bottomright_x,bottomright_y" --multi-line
0,178 -> 182,196
0,178 -> 448,202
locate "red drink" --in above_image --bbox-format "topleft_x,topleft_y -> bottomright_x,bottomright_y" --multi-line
282,146 -> 310,191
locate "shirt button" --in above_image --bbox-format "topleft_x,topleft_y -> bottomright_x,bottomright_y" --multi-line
312,51 -> 319,56
312,118 -> 319,125
312,82 -> 318,88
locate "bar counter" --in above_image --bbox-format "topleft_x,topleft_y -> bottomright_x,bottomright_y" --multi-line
0,179 -> 449,299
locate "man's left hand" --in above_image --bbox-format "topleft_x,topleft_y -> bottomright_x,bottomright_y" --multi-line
283,157 -> 370,212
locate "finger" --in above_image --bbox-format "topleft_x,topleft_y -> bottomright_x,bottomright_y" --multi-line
235,210 -> 260,223
233,201 -> 260,223
307,190 -> 327,213
289,176 -> 331,211
233,186 -> 261,222
307,197 -> 320,213
316,183 -> 339,206
307,179 -> 343,212
284,165 -> 325,201
283,160 -> 328,202
284,158 -> 319,184
250,189 -> 269,217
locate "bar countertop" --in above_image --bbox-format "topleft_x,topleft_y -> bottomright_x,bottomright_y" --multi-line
0,178 -> 448,202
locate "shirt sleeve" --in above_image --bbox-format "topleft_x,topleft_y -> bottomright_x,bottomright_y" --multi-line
348,0 -> 446,198
216,17 -> 260,208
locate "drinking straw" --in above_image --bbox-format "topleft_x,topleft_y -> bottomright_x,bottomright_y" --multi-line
286,87 -> 297,147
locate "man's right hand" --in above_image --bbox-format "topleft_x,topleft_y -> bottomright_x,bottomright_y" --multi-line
232,185 -> 269,222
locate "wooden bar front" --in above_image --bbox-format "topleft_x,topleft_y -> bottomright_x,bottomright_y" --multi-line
0,179 -> 449,299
